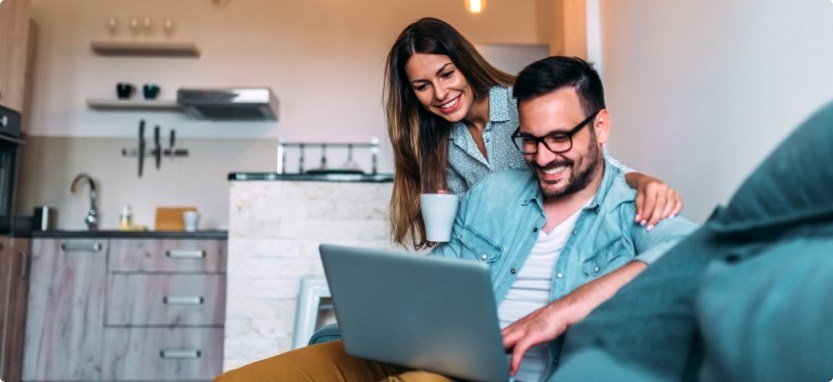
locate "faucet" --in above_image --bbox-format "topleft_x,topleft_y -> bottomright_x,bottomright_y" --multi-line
70,173 -> 98,231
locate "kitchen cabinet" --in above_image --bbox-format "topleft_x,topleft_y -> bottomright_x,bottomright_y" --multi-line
0,236 -> 30,382
0,0 -> 32,112
22,236 -> 226,381
23,238 -> 108,381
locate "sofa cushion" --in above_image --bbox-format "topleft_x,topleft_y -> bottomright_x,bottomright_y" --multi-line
711,99 -> 833,237
696,227 -> 833,381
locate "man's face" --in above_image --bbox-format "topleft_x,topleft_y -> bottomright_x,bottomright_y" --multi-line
517,87 -> 608,199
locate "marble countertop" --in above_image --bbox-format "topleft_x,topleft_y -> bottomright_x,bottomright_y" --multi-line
228,172 -> 393,183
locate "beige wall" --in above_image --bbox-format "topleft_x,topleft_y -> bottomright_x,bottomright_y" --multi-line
561,0 -> 587,58
536,0 -> 586,57
27,0 -> 539,139
597,0 -> 833,222
21,0 -> 543,230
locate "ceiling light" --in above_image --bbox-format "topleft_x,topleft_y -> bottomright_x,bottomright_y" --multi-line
465,0 -> 486,14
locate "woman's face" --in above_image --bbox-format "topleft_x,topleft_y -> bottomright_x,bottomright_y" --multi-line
404,53 -> 475,123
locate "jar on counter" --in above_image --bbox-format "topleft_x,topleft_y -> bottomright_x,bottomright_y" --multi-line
119,204 -> 133,230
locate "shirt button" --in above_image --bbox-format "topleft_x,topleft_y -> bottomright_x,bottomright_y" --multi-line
481,254 -> 488,260
556,272 -> 563,279
572,230 -> 578,236
510,268 -> 517,274
594,266 -> 600,273
533,227 -> 539,233
485,138 -> 490,143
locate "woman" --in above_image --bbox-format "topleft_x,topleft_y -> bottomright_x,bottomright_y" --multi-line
386,17 -> 682,249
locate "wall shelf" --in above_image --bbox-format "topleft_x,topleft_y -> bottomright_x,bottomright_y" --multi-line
86,98 -> 183,111
90,41 -> 200,57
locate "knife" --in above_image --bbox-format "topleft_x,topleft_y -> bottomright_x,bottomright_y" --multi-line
154,125 -> 161,170
138,120 -> 145,178
169,129 -> 176,162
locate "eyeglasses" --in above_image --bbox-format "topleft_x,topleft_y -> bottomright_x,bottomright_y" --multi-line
511,110 -> 600,155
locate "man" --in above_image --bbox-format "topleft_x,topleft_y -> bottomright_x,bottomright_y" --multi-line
215,56 -> 696,382
429,56 -> 696,381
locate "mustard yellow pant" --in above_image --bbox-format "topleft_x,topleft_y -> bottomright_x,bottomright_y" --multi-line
215,340 -> 453,382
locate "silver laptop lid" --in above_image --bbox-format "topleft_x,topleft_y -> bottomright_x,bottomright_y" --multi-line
320,244 -> 510,382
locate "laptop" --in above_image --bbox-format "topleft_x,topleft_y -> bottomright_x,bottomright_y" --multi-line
319,244 -> 510,382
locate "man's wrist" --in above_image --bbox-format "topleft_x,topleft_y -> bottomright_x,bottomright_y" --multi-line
551,292 -> 594,326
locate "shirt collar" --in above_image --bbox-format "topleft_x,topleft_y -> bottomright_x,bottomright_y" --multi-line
450,86 -> 512,144
586,161 -> 621,210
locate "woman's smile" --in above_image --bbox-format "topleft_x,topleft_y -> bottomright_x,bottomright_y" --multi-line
436,94 -> 462,114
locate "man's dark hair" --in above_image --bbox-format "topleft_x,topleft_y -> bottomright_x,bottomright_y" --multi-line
513,56 -> 606,116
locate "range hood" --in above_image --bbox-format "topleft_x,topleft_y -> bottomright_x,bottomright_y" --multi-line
177,87 -> 279,121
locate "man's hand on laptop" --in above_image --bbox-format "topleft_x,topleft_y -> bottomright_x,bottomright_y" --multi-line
501,260 -> 649,376
502,296 -> 579,376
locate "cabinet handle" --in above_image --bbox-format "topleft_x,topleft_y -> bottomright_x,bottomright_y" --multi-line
17,252 -> 29,281
159,349 -> 202,359
61,242 -> 103,252
163,296 -> 204,305
165,249 -> 205,259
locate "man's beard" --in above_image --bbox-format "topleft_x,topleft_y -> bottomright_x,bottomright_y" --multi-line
533,131 -> 603,199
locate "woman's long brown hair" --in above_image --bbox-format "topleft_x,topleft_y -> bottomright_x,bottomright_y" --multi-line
384,17 -> 514,249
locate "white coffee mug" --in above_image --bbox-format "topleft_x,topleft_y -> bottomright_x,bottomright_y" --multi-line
183,210 -> 200,232
420,193 -> 459,242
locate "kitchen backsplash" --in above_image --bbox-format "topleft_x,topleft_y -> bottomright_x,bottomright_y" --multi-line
16,136 -> 392,231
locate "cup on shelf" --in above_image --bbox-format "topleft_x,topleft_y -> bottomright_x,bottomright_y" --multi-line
116,82 -> 136,99
107,17 -> 118,37
142,17 -> 152,39
163,18 -> 175,38
143,83 -> 160,100
183,210 -> 200,232
129,18 -> 141,38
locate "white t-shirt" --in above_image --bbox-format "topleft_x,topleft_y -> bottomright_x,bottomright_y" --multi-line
497,206 -> 584,382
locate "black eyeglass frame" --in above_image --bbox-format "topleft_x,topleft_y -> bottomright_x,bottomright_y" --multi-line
510,110 -> 601,155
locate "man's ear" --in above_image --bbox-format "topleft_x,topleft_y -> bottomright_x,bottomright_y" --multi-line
594,109 -> 611,145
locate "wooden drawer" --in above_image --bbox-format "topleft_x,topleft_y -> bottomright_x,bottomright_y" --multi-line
108,239 -> 226,273
106,274 -> 225,326
102,328 -> 223,380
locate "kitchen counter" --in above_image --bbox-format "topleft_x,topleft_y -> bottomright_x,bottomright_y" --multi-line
223,175 -> 395,370
26,230 -> 228,240
228,172 -> 393,183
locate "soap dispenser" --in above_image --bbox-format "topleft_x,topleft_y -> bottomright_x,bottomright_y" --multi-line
119,204 -> 133,230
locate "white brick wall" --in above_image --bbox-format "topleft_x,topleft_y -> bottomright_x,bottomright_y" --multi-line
223,180 -> 396,370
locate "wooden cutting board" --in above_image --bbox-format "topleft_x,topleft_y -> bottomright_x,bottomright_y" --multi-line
155,207 -> 197,231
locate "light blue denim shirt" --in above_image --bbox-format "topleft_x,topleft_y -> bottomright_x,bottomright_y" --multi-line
429,162 -> 697,370
446,86 -> 632,194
